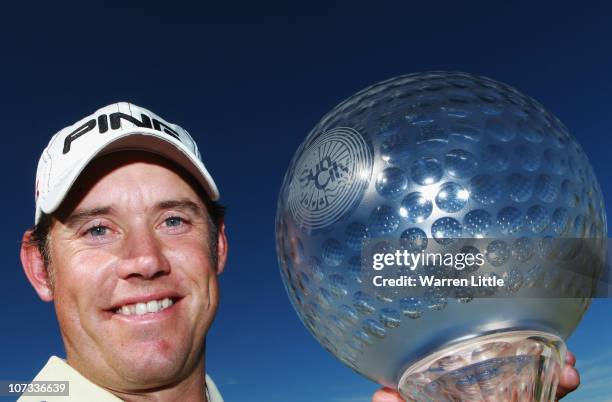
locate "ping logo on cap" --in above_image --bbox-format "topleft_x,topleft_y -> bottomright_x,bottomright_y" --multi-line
63,111 -> 181,154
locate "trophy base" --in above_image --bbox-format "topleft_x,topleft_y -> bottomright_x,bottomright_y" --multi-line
397,331 -> 566,402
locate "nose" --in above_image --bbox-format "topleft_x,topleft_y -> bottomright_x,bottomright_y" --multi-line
115,226 -> 170,280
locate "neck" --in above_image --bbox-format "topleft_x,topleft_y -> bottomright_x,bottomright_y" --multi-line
110,358 -> 208,402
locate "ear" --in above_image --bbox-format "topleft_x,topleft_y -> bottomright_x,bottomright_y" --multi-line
215,222 -> 228,275
20,230 -> 54,302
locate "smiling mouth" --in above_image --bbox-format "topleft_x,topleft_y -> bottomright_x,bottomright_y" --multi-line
113,297 -> 177,316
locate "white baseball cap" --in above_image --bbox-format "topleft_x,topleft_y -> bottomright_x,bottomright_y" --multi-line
34,102 -> 219,224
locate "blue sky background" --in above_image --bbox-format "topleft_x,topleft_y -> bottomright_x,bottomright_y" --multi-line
1,1 -> 611,401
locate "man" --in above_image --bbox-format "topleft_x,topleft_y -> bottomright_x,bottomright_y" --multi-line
20,103 -> 227,401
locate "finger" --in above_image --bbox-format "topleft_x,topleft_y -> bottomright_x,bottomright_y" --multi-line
372,387 -> 406,402
556,364 -> 580,399
565,350 -> 576,366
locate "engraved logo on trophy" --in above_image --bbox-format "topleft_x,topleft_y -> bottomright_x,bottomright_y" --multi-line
288,127 -> 372,230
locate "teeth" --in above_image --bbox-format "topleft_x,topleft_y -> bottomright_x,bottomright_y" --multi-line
147,300 -> 160,313
135,303 -> 147,315
115,297 -> 174,316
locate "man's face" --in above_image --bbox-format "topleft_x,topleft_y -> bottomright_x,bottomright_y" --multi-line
42,152 -> 226,390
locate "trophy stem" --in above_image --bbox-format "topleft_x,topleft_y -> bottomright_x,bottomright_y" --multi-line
397,331 -> 566,402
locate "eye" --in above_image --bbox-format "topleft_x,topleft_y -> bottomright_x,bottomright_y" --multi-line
164,216 -> 185,227
86,225 -> 108,237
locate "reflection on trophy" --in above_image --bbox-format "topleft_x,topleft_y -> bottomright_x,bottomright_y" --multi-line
276,72 -> 606,401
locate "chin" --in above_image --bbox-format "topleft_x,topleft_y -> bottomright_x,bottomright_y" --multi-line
123,367 -> 181,389
112,343 -> 189,386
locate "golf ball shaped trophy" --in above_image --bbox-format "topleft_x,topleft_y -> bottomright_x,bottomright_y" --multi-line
276,72 -> 606,401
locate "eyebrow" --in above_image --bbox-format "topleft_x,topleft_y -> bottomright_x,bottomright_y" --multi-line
156,199 -> 204,217
64,206 -> 113,229
63,199 -> 205,229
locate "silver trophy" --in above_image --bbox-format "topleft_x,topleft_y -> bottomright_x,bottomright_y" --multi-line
276,72 -> 606,401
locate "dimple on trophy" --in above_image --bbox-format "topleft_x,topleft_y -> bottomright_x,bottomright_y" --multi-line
276,72 -> 607,401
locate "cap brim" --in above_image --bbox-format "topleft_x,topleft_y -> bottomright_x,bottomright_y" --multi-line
39,129 -> 219,218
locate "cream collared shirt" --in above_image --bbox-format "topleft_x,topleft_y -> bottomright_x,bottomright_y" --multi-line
17,356 -> 223,402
